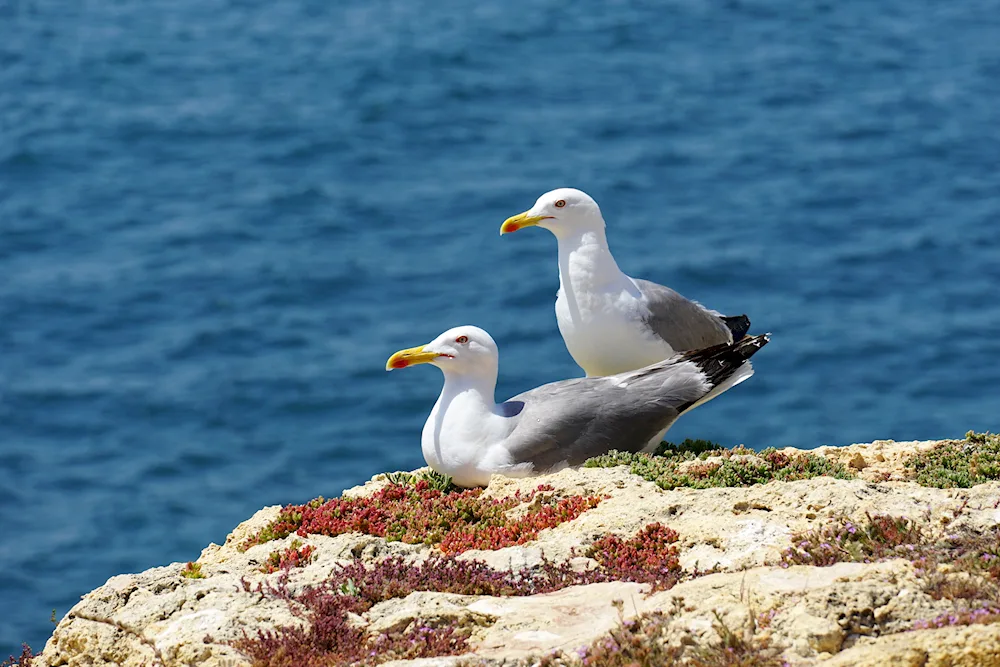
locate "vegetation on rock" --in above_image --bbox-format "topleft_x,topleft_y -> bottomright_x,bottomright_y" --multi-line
0,646 -> 33,667
585,440 -> 852,490
382,468 -> 457,492
653,439 -> 727,457
240,481 -> 603,554
533,610 -> 686,666
907,431 -> 1000,488
237,521 -> 686,666
180,561 -> 204,579
782,512 -> 1000,630
916,526 -> 1000,603
261,539 -> 316,574
685,609 -> 785,667
235,557 -> 481,666
780,514 -> 926,566
587,523 -> 681,592
913,605 -> 1000,630
523,603 -> 782,667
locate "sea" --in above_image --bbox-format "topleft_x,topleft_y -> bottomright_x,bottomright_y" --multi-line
2,0 -> 999,655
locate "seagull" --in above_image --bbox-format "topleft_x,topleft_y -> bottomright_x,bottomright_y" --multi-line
386,325 -> 768,487
501,188 -> 751,378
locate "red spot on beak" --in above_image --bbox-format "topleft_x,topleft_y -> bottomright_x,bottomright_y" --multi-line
391,359 -> 409,369
506,223 -> 520,233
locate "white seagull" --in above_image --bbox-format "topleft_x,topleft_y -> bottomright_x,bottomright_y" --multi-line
387,325 -> 768,487
501,188 -> 752,378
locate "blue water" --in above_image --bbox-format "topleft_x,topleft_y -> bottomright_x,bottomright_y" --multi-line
2,0 -> 999,655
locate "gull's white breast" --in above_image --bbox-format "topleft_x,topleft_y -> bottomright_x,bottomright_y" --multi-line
555,282 -> 675,377
420,391 -> 521,487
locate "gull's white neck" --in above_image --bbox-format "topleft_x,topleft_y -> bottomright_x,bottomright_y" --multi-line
551,219 -> 654,378
435,371 -> 498,418
421,369 -> 507,482
554,226 -> 629,291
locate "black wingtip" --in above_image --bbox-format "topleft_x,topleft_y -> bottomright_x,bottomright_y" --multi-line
732,332 -> 769,360
679,333 -> 770,386
721,314 -> 751,342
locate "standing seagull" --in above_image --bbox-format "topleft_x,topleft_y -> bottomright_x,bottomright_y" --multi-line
501,188 -> 751,378
387,325 -> 768,488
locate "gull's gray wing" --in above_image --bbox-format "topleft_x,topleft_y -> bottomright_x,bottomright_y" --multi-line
498,335 -> 769,472
633,278 -> 748,352
499,380 -> 687,473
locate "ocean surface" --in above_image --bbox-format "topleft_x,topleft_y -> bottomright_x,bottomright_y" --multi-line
2,0 -> 999,655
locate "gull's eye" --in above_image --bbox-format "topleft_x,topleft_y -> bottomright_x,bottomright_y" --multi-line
455,335 -> 469,344
554,199 -> 566,208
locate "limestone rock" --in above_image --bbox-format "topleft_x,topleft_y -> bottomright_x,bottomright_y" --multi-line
808,439 -> 944,483
365,591 -> 494,635
37,439 -> 1000,667
820,622 -> 1000,666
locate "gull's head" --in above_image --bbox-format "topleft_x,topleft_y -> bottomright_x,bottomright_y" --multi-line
500,188 -> 604,238
386,325 -> 499,376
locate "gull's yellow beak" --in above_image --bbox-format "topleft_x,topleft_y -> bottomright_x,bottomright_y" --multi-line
385,345 -> 444,371
500,211 -> 552,235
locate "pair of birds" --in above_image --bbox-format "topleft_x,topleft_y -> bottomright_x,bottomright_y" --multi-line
386,188 -> 767,487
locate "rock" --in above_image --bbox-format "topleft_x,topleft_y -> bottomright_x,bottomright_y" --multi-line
198,505 -> 282,566
820,622 -> 1000,666
787,613 -> 844,655
365,592 -> 494,635
37,439 -> 1000,666
808,439 -> 944,483
469,581 -> 650,657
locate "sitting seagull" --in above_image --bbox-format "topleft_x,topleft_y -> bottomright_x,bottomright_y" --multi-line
501,188 -> 751,378
386,325 -> 768,487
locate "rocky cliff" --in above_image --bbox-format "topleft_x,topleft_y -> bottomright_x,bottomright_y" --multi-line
33,435 -> 1000,666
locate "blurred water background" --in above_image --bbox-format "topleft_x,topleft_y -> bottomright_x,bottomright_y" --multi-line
2,0 -> 999,655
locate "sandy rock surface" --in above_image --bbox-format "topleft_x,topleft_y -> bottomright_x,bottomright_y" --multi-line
37,439 -> 1000,666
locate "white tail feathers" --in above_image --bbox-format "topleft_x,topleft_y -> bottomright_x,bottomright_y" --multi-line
684,361 -> 754,414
